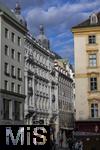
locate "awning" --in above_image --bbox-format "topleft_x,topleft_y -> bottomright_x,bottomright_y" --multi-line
74,131 -> 100,136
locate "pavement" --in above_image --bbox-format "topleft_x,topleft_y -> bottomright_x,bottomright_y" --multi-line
56,146 -> 70,150
58,148 -> 70,150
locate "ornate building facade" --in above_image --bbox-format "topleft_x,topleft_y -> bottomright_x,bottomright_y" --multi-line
54,59 -> 74,148
24,25 -> 58,127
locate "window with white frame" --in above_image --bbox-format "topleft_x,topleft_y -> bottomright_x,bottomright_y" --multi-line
11,65 -> 15,77
11,32 -> 15,42
18,84 -> 21,94
5,62 -> 9,75
11,82 -> 15,92
18,36 -> 21,46
3,99 -> 12,120
18,68 -> 21,79
90,77 -> 97,91
14,101 -> 23,120
18,52 -> 21,62
91,103 -> 98,118
5,28 -> 9,39
5,45 -> 9,56
11,49 -> 15,59
88,35 -> 96,44
4,80 -> 8,90
89,54 -> 97,67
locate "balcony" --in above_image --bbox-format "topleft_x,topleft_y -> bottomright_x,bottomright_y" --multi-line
28,87 -> 33,95
28,105 -> 35,113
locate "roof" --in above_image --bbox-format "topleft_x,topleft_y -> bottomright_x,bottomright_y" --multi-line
52,51 -> 62,59
0,1 -> 27,30
72,12 -> 100,29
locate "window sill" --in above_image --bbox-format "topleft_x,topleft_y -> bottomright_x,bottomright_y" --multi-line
88,90 -> 99,94
12,75 -> 16,79
88,117 -> 100,120
86,43 -> 98,46
3,118 -> 12,120
18,77 -> 22,81
87,66 -> 98,69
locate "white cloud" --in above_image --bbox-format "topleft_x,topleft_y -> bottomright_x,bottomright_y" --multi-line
26,0 -> 100,30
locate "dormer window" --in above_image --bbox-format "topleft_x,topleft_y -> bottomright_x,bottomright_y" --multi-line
90,13 -> 98,24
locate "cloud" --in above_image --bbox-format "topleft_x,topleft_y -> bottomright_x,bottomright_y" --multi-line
24,0 -> 100,65
0,0 -> 100,64
26,0 -> 100,33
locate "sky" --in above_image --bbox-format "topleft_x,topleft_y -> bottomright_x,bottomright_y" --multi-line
1,0 -> 100,65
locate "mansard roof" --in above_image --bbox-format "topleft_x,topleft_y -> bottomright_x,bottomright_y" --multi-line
72,12 -> 100,29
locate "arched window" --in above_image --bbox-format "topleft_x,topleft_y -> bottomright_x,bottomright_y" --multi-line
90,13 -> 98,24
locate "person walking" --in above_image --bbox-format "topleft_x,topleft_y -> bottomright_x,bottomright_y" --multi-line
74,140 -> 83,150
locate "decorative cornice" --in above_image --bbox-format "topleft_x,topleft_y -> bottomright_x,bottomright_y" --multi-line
75,72 -> 100,78
0,89 -> 26,98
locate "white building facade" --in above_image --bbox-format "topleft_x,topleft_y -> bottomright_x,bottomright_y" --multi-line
0,2 -> 27,125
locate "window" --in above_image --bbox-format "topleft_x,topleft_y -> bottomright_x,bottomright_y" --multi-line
11,82 -> 15,92
11,65 -> 16,78
89,54 -> 97,67
4,80 -> 8,90
11,32 -> 15,42
5,45 -> 9,56
14,101 -> 23,120
90,77 -> 97,91
3,99 -> 12,120
88,35 -> 96,44
91,103 -> 98,118
5,28 -> 9,38
90,14 -> 98,24
18,37 -> 21,46
18,52 -> 21,62
11,49 -> 15,59
18,68 -> 21,80
18,84 -> 21,94
5,62 -> 9,76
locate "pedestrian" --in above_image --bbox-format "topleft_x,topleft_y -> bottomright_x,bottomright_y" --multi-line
75,141 -> 79,150
79,141 -> 83,150
75,140 -> 83,150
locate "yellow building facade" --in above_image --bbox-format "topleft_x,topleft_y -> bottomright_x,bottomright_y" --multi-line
72,13 -> 100,121
72,13 -> 100,149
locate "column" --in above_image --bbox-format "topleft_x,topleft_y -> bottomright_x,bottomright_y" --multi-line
55,84 -> 59,146
32,75 -> 35,108
48,82 -> 52,122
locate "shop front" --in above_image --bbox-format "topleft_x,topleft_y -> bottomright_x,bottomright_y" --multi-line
74,121 -> 100,150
